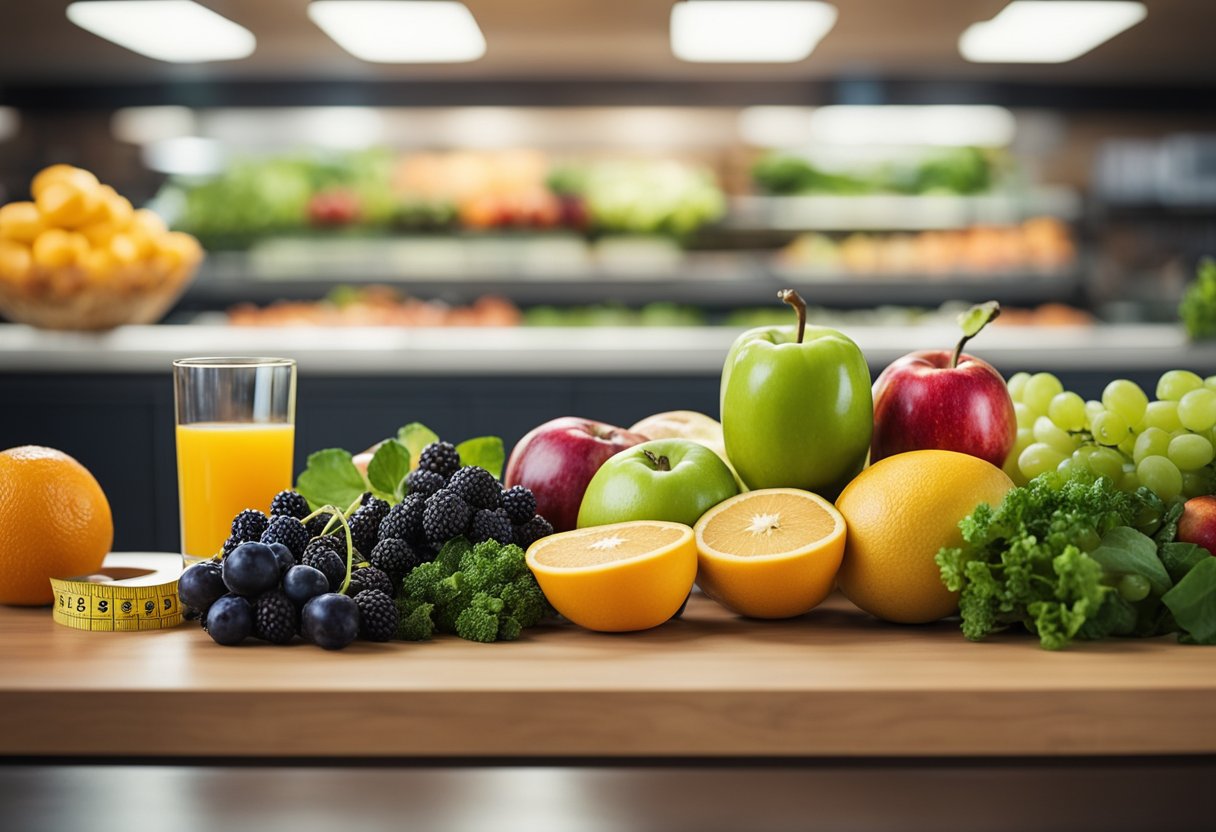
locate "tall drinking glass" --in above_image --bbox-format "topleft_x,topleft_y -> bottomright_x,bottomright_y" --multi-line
173,357 -> 296,558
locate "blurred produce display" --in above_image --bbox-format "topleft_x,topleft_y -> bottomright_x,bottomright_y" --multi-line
1180,259 -> 1216,340
523,302 -> 705,327
724,302 -> 1092,330
752,147 -> 999,196
173,150 -> 726,248
227,286 -> 520,327
0,165 -> 202,330
776,217 -> 1075,276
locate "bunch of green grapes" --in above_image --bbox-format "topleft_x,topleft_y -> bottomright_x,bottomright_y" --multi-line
1006,370 -> 1216,501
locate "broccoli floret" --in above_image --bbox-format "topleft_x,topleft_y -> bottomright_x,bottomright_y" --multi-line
394,536 -> 551,643
395,598 -> 435,641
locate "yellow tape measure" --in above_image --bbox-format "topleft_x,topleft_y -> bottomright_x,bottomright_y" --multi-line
50,552 -> 185,632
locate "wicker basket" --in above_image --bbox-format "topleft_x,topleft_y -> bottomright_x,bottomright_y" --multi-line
0,260 -> 200,331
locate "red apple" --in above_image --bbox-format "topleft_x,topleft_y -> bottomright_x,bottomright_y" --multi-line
1178,495 -> 1216,556
505,417 -> 648,533
871,302 -> 1016,468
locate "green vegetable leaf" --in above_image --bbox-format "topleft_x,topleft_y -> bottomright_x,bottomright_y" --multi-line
296,448 -> 367,510
1087,526 -> 1173,596
397,423 -> 439,462
367,438 -> 410,498
1160,542 -> 1211,584
1162,557 -> 1216,644
1154,500 -> 1186,545
456,436 -> 505,479
957,300 -> 1000,338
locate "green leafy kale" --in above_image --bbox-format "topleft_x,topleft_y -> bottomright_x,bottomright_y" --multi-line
937,472 -> 1216,649
395,537 -> 552,643
1180,258 -> 1216,339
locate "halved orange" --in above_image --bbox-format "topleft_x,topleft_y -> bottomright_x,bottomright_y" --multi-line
526,520 -> 697,632
693,488 -> 845,619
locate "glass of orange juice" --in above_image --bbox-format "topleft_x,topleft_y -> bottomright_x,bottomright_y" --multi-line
173,357 -> 296,558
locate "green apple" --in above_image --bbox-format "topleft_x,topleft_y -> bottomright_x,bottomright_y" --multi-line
721,289 -> 872,498
577,439 -> 739,528
629,410 -> 745,490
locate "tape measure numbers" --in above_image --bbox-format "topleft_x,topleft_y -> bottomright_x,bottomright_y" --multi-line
50,552 -> 185,632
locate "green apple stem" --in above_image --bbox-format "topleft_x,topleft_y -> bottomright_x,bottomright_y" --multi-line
950,300 -> 1001,369
643,449 -> 671,472
778,289 -> 807,344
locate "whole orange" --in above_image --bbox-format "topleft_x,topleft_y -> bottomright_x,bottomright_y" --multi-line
0,446 -> 112,605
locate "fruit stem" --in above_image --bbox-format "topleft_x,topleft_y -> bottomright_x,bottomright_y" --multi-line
643,449 -> 671,472
778,289 -> 807,344
334,511 -> 356,595
951,300 -> 1001,369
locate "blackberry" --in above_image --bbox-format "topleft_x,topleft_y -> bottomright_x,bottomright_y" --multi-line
382,494 -> 426,542
347,565 -> 394,598
222,535 -> 241,557
417,441 -> 460,478
501,486 -> 537,525
360,494 -> 391,523
254,590 -> 297,644
348,505 -> 383,556
406,469 -> 446,499
302,537 -> 348,591
422,488 -> 472,544
259,515 -> 309,561
370,537 -> 420,585
513,515 -> 555,549
306,511 -> 335,539
354,590 -> 399,642
230,509 -> 269,544
470,508 -> 514,545
270,490 -> 310,520
448,466 -> 502,510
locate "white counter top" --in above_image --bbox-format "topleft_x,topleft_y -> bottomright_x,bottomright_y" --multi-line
0,323 -> 1209,376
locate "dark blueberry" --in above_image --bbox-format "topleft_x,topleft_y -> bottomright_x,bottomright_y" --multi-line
222,542 -> 280,597
302,593 -> 360,650
204,594 -> 254,646
177,561 -> 226,612
268,542 -> 295,574
283,564 -> 331,609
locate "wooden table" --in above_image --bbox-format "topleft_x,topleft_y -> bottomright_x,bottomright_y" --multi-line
3,592 -> 1215,760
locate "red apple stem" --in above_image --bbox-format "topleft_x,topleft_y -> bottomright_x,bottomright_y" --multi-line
778,289 -> 807,344
643,449 -> 671,472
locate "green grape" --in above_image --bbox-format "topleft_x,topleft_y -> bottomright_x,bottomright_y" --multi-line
1156,369 -> 1204,401
1075,524 -> 1102,552
1117,436 -> 1137,457
1143,400 -> 1182,432
1022,372 -> 1063,414
1178,388 -> 1216,432
1168,433 -> 1215,470
1091,411 -> 1130,446
1133,427 -> 1171,465
1007,371 -> 1031,402
1118,574 -> 1152,603
1102,379 -> 1148,427
1018,442 -> 1067,479
1136,455 -> 1183,501
1087,446 -> 1126,481
1072,445 -> 1097,466
1047,391 -> 1087,431
1183,471 -> 1213,498
1056,457 -> 1079,476
1085,400 -> 1104,421
1206,375 -> 1216,391
1003,428 -> 1035,485
1014,402 -> 1035,430
1119,467 -> 1140,493
1034,416 -> 1079,454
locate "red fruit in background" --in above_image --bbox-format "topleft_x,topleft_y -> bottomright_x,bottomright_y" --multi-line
870,301 -> 1016,468
308,189 -> 361,226
505,417 -> 648,533
1178,495 -> 1216,556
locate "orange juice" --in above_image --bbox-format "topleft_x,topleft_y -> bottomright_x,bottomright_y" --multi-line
176,422 -> 295,557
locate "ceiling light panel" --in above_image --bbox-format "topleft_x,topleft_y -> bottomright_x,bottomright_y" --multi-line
66,1 -> 255,63
960,1 -> 1147,64
309,1 -> 486,63
670,1 -> 838,63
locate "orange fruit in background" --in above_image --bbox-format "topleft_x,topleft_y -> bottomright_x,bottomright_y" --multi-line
693,488 -> 845,619
834,450 -> 1014,624
0,446 -> 113,606
526,520 -> 696,632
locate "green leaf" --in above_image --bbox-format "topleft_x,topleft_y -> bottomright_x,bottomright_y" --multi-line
1160,542 -> 1210,584
456,436 -> 505,479
957,300 -> 1000,338
397,423 -> 440,464
1154,499 -> 1186,545
367,438 -> 410,499
296,448 -> 367,511
1087,526 -> 1173,596
1162,557 -> 1216,644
